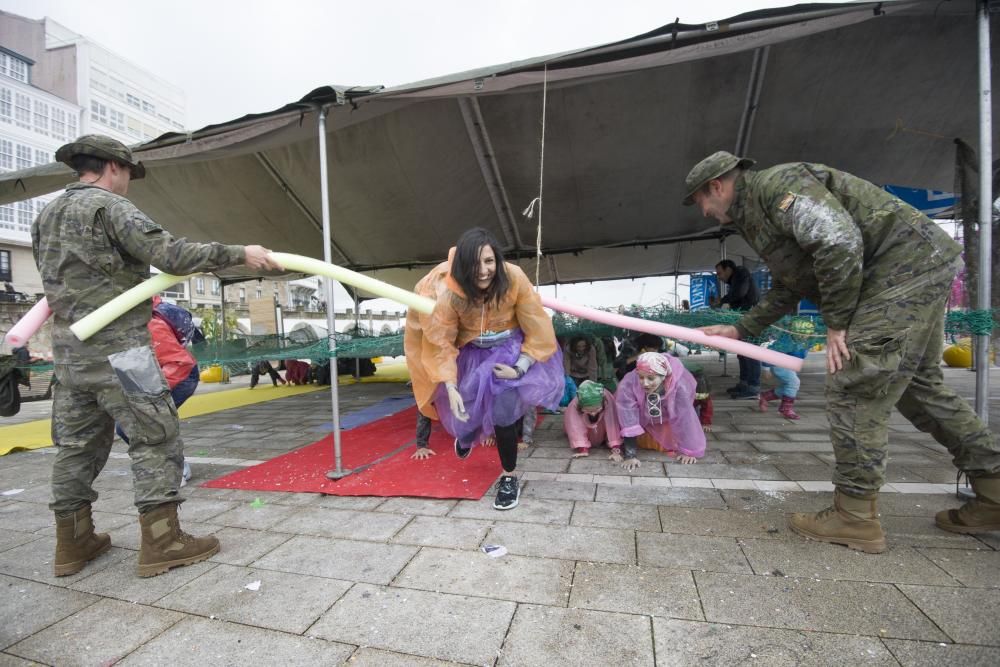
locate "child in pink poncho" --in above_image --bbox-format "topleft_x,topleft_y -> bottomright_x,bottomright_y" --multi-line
614,352 -> 706,471
562,380 -> 623,458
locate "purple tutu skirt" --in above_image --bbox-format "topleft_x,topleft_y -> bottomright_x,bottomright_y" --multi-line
433,329 -> 564,446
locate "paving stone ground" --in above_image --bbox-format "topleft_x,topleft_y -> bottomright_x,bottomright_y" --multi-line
0,358 -> 998,665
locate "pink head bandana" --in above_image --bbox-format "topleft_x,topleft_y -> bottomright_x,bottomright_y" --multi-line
636,352 -> 671,377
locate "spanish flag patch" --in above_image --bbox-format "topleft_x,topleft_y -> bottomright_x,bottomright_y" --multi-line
778,193 -> 795,212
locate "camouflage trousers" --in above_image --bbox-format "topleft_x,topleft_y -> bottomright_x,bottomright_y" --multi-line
49,359 -> 184,514
826,263 -> 1000,495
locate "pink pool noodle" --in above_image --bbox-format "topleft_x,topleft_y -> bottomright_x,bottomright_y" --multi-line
541,296 -> 804,372
4,298 -> 52,348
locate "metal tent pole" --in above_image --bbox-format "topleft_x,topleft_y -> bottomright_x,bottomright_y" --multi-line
219,279 -> 229,383
317,105 -> 349,479
975,0 -> 993,424
720,237 -> 729,377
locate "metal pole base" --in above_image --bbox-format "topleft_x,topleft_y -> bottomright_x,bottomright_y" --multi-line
325,468 -> 353,480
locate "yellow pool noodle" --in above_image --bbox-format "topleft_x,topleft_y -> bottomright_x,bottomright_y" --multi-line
269,253 -> 435,315
70,271 -> 188,341
70,254 -> 435,341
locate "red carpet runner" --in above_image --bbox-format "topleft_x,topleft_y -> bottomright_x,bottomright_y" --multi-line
202,406 -> 503,499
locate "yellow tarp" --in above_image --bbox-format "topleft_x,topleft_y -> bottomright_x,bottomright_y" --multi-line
0,383 -> 323,456
338,360 -> 411,385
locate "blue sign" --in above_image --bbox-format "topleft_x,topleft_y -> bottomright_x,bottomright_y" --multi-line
883,185 -> 956,218
689,273 -> 718,310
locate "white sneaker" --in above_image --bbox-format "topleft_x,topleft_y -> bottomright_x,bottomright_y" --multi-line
181,460 -> 192,487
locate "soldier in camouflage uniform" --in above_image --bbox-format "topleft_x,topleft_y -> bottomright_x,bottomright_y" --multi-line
33,135 -> 282,577
684,151 -> 1000,553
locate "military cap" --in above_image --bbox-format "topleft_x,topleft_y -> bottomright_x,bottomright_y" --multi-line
682,151 -> 754,205
55,134 -> 146,179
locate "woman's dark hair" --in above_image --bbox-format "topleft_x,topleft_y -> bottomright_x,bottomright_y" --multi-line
569,336 -> 590,351
451,227 -> 509,308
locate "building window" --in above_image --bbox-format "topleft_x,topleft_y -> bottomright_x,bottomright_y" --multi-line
0,249 -> 10,281
0,205 -> 14,231
108,108 -> 125,131
0,87 -> 11,123
126,93 -> 141,109
15,144 -> 31,170
14,93 -> 30,129
90,100 -> 108,125
161,281 -> 187,300
32,100 -> 48,135
67,113 -> 77,139
51,107 -> 66,140
16,200 -> 32,232
210,279 -> 220,296
195,277 -> 205,295
0,139 -> 12,171
239,287 -> 246,304
0,54 -> 28,84
34,149 -> 46,166
141,100 -> 155,115
127,116 -> 142,138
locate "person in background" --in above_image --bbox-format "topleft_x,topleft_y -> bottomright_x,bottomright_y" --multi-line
614,332 -> 663,380
564,336 -> 598,386
563,380 -> 623,459
249,360 -> 286,388
115,297 -> 199,486
614,352 -> 706,471
713,259 -> 761,400
759,318 -> 813,420
404,260 -> 451,461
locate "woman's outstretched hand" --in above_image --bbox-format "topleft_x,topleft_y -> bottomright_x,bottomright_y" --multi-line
446,383 -> 469,422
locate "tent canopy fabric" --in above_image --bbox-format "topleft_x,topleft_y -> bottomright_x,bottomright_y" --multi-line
1,0 -> 994,291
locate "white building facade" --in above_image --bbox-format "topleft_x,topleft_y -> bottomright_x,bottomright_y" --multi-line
0,11 -> 187,297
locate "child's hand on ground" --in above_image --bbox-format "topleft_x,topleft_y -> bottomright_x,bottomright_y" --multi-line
517,441 -> 529,451
571,448 -> 589,458
676,455 -> 697,465
481,435 -> 496,448
702,424 -> 712,433
621,457 -> 641,472
410,448 -> 436,460
608,450 -> 623,463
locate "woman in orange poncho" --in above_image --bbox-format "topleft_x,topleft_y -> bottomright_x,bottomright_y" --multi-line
422,228 -> 563,510
404,260 -> 450,460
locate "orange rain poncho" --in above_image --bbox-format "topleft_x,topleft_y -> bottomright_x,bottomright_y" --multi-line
404,260 -> 451,420
405,249 -> 558,418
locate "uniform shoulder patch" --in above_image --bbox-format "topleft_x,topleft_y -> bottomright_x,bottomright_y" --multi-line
778,193 -> 795,212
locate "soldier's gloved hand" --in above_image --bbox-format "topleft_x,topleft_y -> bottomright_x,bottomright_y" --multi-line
825,328 -> 850,374
244,246 -> 284,271
446,383 -> 469,422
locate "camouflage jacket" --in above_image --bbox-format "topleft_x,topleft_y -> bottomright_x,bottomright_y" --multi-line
727,164 -> 961,338
32,183 -> 246,363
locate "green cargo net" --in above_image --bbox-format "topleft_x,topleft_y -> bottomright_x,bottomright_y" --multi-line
7,306 -> 997,377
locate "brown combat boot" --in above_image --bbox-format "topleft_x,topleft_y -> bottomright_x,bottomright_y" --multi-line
137,503 -> 219,577
54,505 -> 112,576
788,489 -> 887,553
936,473 -> 1000,534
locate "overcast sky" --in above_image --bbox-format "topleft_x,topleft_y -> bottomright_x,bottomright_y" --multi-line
3,0 -> 850,310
